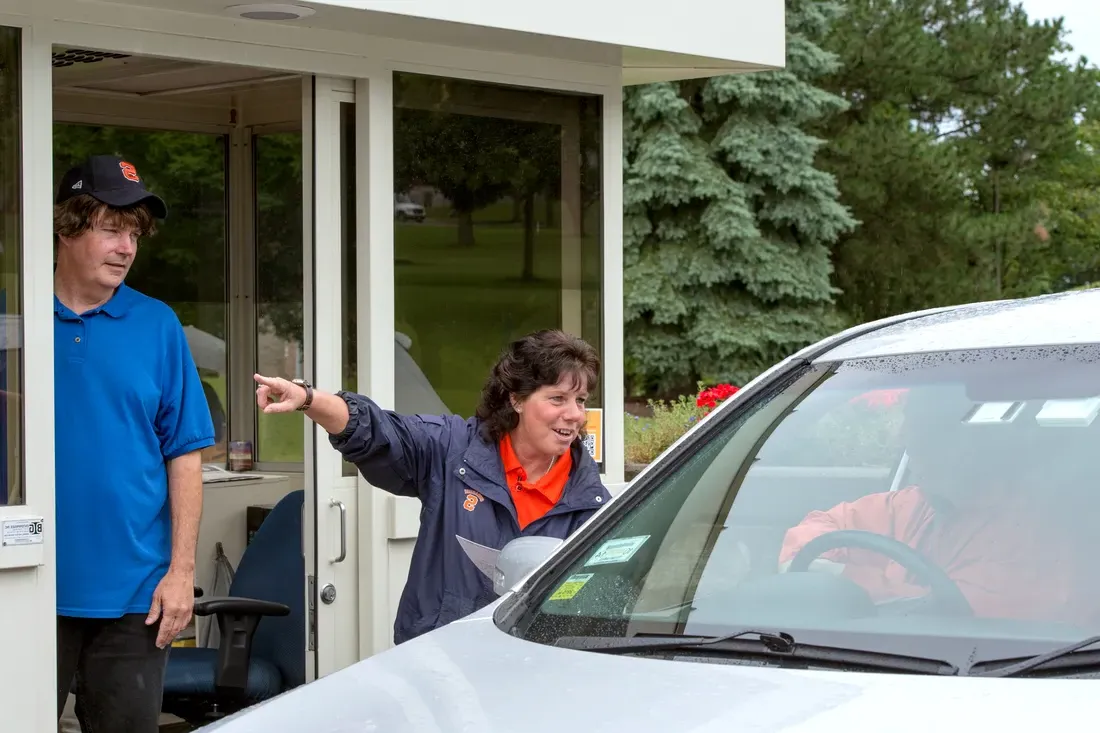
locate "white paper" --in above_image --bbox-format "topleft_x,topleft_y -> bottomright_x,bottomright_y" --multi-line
456,535 -> 501,580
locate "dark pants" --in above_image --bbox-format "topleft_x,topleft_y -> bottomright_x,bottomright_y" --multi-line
57,613 -> 170,733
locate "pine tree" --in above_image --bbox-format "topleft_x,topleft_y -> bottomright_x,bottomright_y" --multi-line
623,0 -> 857,395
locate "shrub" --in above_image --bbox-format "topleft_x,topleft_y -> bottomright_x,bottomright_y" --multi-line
625,382 -> 740,465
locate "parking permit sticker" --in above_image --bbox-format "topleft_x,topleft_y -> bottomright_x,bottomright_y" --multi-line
549,573 -> 594,601
584,535 -> 650,567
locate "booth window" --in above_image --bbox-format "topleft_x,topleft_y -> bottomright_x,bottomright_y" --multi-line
254,131 -> 304,465
254,104 -> 354,472
0,26 -> 23,506
52,126 -> 229,464
392,72 -> 604,452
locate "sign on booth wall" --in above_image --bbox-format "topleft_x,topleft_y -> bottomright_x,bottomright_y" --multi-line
583,408 -> 603,464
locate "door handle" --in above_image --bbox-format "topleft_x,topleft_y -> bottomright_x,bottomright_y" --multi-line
330,498 -> 347,564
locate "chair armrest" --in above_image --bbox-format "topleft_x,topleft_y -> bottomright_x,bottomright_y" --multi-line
194,596 -> 290,695
194,596 -> 290,617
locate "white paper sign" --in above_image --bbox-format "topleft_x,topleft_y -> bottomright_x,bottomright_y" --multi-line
2,518 -> 43,546
584,535 -> 650,567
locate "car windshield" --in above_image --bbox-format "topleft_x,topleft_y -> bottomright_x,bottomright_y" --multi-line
512,344 -> 1100,667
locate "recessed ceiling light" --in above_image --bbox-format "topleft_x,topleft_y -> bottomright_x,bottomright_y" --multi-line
224,3 -> 316,21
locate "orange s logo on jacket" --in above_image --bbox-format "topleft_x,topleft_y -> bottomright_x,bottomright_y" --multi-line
463,489 -> 484,512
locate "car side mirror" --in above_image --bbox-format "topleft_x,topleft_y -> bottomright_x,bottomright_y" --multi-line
494,536 -> 564,595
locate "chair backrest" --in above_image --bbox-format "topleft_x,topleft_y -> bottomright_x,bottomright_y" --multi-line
228,489 -> 306,690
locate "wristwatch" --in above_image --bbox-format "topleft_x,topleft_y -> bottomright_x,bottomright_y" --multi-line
291,378 -> 314,411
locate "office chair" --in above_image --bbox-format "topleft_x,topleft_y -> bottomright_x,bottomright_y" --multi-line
161,489 -> 305,727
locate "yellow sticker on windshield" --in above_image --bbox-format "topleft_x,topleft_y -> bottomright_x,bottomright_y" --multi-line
549,573 -> 594,601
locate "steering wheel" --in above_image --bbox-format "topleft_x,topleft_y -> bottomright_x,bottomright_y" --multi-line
787,529 -> 973,616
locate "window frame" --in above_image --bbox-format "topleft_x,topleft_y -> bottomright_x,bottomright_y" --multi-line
0,23 -> 24,507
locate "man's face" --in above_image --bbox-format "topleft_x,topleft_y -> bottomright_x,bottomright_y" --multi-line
59,212 -> 139,291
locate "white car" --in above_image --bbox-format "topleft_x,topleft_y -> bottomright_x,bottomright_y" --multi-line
203,288 -> 1100,731
394,195 -> 425,222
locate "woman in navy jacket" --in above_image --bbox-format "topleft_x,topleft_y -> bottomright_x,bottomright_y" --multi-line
253,329 -> 611,644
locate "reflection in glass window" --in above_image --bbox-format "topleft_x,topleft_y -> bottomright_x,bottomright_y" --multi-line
52,125 -> 229,464
0,27 -> 23,506
392,72 -> 604,433
254,132 -> 304,464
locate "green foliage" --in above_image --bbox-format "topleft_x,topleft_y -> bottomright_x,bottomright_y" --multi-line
815,0 -> 1100,321
623,0 -> 857,395
253,133 -> 305,348
1029,118 -> 1100,291
624,395 -> 708,465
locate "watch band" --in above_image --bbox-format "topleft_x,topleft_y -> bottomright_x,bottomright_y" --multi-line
292,379 -> 314,411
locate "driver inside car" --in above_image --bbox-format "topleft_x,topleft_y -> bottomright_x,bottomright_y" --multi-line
776,395 -> 1097,625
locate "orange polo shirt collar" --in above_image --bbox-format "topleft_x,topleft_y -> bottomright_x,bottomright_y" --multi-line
499,433 -> 572,530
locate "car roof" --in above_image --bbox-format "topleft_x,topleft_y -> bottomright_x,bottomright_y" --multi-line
815,288 -> 1100,362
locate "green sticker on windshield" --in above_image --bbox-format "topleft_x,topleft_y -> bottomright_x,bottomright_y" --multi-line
584,535 -> 650,567
549,573 -> 594,601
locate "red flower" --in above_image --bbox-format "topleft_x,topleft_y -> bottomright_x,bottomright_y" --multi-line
696,383 -> 740,411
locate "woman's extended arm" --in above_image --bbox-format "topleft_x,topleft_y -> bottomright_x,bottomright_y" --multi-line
253,373 -> 457,500
254,374 -> 348,434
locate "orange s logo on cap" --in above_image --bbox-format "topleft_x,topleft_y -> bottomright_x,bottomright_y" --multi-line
119,161 -> 140,183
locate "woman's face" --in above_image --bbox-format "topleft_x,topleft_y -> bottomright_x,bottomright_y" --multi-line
513,373 -> 589,459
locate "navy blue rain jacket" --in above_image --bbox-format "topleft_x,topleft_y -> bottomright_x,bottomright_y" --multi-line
329,391 -> 611,644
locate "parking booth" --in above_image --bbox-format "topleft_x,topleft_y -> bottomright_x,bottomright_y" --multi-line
0,1 -> 785,730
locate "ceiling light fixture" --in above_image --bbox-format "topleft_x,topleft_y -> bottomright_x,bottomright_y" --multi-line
224,3 -> 316,21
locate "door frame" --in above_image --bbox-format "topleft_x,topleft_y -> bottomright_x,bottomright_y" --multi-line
303,75 -> 364,678
34,25 -> 373,684
2,15 -> 58,733
32,17 -> 378,683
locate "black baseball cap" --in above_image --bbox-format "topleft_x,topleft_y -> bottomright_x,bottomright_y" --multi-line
56,155 -> 168,220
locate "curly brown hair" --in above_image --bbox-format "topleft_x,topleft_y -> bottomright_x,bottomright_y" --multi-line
54,194 -> 158,244
475,330 -> 600,444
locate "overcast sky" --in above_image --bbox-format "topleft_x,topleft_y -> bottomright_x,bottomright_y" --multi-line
1017,0 -> 1100,67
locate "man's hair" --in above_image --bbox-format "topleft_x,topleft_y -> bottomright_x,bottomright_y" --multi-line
474,329 -> 600,444
54,194 -> 158,243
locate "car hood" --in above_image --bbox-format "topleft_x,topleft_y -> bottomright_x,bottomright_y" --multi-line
200,612 -> 1099,732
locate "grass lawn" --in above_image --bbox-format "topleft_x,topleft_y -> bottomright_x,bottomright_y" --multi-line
394,210 -> 602,418
202,368 -> 304,464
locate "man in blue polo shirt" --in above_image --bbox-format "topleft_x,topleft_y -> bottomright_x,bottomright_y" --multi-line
53,155 -> 215,731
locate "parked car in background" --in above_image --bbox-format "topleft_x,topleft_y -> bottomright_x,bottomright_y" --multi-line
203,288 -> 1100,732
394,193 -> 425,222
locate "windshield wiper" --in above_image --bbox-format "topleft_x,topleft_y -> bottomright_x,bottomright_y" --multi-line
556,628 -> 797,653
971,634 -> 1100,677
554,628 -> 959,675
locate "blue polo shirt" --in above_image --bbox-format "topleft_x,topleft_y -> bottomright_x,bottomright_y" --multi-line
55,284 -> 215,617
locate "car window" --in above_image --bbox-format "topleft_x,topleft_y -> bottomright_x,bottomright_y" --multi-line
512,345 -> 1100,662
